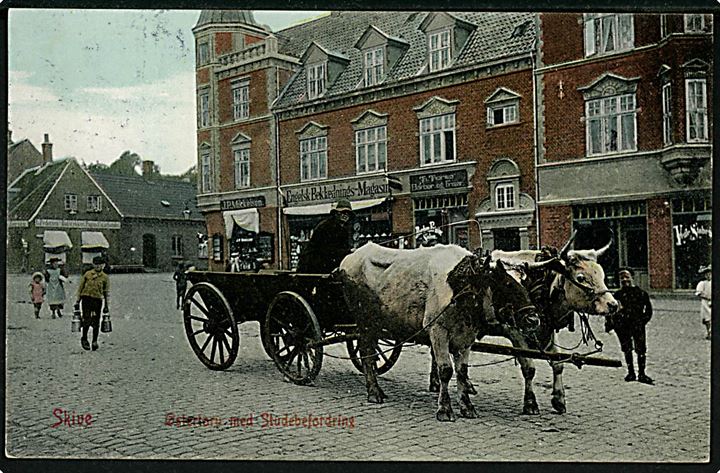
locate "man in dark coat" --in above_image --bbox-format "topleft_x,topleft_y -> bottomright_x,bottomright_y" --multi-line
605,268 -> 654,384
297,199 -> 354,274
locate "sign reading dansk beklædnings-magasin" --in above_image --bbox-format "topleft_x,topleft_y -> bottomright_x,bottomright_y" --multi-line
285,178 -> 390,205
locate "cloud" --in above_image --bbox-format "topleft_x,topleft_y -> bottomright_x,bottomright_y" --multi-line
79,72 -> 196,104
9,70 -> 60,103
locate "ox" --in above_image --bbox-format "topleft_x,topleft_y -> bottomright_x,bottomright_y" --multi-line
428,233 -> 619,415
339,242 -> 545,421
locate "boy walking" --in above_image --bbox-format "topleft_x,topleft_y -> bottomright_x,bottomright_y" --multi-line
29,272 -> 46,319
75,256 -> 110,351
695,265 -> 712,340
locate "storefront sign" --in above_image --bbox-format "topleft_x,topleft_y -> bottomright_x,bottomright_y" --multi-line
285,178 -> 390,206
221,196 -> 266,210
35,219 -> 121,229
410,170 -> 468,193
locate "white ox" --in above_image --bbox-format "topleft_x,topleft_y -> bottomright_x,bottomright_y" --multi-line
339,242 -> 542,421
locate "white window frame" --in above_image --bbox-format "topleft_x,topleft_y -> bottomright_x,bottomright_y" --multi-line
428,29 -> 452,72
585,93 -> 638,156
364,47 -> 385,86
307,62 -> 326,99
684,14 -> 705,33
419,113 -> 456,166
86,195 -> 102,212
487,101 -> 519,127
685,79 -> 708,142
300,136 -> 328,181
172,235 -> 184,258
495,183 -> 516,210
197,41 -> 210,65
232,82 -> 249,121
233,147 -> 251,189
201,152 -> 212,193
584,14 -> 634,57
355,126 -> 387,174
660,14 -> 668,38
662,83 -> 673,146
199,91 -> 210,128
64,193 -> 77,212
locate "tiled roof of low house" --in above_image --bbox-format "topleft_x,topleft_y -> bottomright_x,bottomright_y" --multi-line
91,173 -> 203,221
8,160 -> 70,220
274,11 -> 535,109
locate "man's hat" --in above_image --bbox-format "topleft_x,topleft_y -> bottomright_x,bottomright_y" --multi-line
48,257 -> 61,263
334,199 -> 353,212
618,267 -> 634,276
92,256 -> 104,264
699,265 -> 712,274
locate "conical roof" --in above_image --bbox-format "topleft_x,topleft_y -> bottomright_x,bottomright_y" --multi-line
195,10 -> 258,28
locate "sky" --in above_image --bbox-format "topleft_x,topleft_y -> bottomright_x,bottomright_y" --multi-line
8,9 -> 328,175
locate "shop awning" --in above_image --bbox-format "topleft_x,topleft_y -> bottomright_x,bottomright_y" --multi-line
283,197 -> 387,216
223,208 -> 259,239
81,231 -> 109,250
43,230 -> 72,249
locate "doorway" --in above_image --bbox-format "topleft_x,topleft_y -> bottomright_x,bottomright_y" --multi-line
142,234 -> 157,268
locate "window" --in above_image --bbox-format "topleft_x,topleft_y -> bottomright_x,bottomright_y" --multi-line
364,47 -> 385,86
233,147 -> 250,188
212,234 -> 223,262
356,126 -> 387,173
64,194 -> 77,212
420,113 -> 455,165
662,83 -> 672,146
300,136 -> 327,181
584,14 -> 634,57
686,79 -> 708,142
201,152 -> 212,193
197,41 -> 210,65
307,63 -> 326,99
684,14 -> 705,33
586,94 -> 637,155
660,14 -> 668,38
86,195 -> 102,212
232,82 -> 249,120
487,102 -> 519,126
428,30 -> 451,72
199,91 -> 210,128
496,183 -> 515,210
172,235 -> 184,257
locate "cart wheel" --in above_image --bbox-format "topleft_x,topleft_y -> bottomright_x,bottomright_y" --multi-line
264,291 -> 323,385
346,336 -> 402,375
183,282 -> 239,371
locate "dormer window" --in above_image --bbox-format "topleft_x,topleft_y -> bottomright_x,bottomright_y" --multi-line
584,14 -> 634,57
364,47 -> 385,86
428,30 -> 451,72
307,62 -> 326,99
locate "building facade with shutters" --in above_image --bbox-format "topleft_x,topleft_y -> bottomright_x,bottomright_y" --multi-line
536,13 -> 713,290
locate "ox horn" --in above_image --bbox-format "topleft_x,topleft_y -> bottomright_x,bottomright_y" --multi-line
559,229 -> 577,260
594,230 -> 615,259
523,257 -> 561,271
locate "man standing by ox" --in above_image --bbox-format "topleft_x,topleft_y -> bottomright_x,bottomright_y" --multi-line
75,256 -> 110,351
605,268 -> 654,385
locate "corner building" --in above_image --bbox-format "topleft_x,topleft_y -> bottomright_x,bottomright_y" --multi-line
537,13 -> 713,290
195,10 -> 540,270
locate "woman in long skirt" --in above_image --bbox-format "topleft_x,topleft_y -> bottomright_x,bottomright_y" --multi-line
44,257 -> 69,319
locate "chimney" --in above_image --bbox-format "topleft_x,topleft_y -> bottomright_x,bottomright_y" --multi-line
42,134 -> 53,163
142,160 -> 154,177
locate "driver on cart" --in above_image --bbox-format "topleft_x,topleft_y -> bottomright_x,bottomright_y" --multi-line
297,199 -> 354,274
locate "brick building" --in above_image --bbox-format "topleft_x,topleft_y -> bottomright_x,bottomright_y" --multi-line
194,11 -> 540,270
536,13 -> 713,290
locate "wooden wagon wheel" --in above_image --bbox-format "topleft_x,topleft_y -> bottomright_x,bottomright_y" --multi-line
264,291 -> 323,385
346,336 -> 402,375
183,282 -> 239,371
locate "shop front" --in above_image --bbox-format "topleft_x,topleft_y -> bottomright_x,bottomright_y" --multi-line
672,193 -> 712,289
220,195 -> 274,271
43,230 -> 73,265
282,176 -> 393,270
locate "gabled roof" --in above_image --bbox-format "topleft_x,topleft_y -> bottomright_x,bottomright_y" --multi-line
8,159 -> 71,220
90,173 -> 203,221
274,12 -> 535,109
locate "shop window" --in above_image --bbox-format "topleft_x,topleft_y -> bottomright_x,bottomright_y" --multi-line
300,136 -> 327,181
172,235 -> 184,257
86,195 -> 102,212
684,14 -> 710,33
232,81 -> 250,121
495,183 -> 515,210
428,29 -> 451,72
64,193 -> 77,212
413,194 -> 468,248
685,79 -> 708,142
586,94 -> 637,156
212,234 -> 224,263
199,90 -> 210,128
584,14 -> 634,57
307,62 -> 326,99
673,195 -> 712,289
364,47 -> 385,86
493,228 -> 520,251
233,147 -> 250,188
355,126 -> 387,173
662,83 -> 672,146
420,113 -> 455,166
